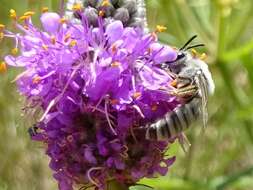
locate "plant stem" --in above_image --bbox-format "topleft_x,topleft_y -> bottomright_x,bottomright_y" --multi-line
108,180 -> 129,190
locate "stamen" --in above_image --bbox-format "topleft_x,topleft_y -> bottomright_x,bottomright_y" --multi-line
170,79 -> 177,87
111,44 -> 117,53
98,10 -> 105,17
132,92 -> 142,99
72,3 -> 83,12
19,15 -> 30,21
42,7 -> 49,13
69,40 -> 77,47
151,32 -> 157,40
101,0 -> 110,7
87,167 -> 103,187
24,11 -> 35,17
0,32 -> 4,41
191,48 -> 198,58
0,24 -> 5,31
110,61 -> 120,67
155,25 -> 167,33
64,33 -> 71,42
9,9 -> 17,20
42,44 -> 48,51
59,17 -> 67,24
11,48 -> 18,55
50,35 -> 56,44
23,25 -> 29,30
200,53 -> 207,60
32,76 -> 41,84
0,61 -> 7,73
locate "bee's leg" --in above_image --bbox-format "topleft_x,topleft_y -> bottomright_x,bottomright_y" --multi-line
178,133 -> 191,153
170,84 -> 198,98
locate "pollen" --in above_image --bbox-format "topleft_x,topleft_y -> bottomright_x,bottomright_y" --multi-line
72,3 -> 83,11
69,40 -> 77,47
0,24 -> 5,31
155,25 -> 167,33
0,61 -> 7,73
99,10 -> 105,17
24,11 -> 35,17
132,92 -> 142,99
191,48 -> 198,58
200,53 -> 207,60
19,15 -> 30,21
170,79 -> 177,87
11,48 -> 18,55
23,25 -> 29,30
32,76 -> 41,84
10,9 -> 17,20
42,7 -> 49,13
64,33 -> 71,42
111,61 -> 120,67
0,32 -> 4,41
67,135 -> 74,142
50,35 -> 56,44
101,0 -> 110,7
59,17 -> 67,24
42,44 -> 48,51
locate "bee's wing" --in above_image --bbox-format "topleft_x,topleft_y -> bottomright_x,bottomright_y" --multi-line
195,71 -> 209,128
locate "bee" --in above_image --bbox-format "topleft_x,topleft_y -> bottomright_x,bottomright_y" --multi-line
145,35 -> 215,141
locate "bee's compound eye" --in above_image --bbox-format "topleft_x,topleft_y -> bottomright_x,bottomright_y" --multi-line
177,52 -> 186,60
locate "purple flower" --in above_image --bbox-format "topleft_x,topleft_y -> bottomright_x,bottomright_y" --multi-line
3,8 -> 178,190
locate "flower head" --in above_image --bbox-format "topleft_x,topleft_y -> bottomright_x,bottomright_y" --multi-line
3,9 -> 178,190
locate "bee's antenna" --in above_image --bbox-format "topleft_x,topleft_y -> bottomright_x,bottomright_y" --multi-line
186,43 -> 205,50
180,35 -> 198,50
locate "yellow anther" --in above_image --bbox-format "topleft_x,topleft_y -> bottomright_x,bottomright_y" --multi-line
99,10 -> 105,17
111,61 -> 120,67
10,9 -> 17,20
64,33 -> 71,42
0,32 -> 4,41
0,61 -> 7,73
19,15 -> 30,21
59,17 -> 67,24
11,48 -> 18,55
200,53 -> 207,60
102,0 -> 110,7
170,79 -> 177,87
32,76 -> 41,84
191,48 -> 198,58
24,11 -> 35,17
155,25 -> 167,33
72,3 -> 83,11
69,40 -> 77,47
42,7 -> 49,13
132,92 -> 142,99
111,44 -> 117,53
50,35 -> 56,44
23,25 -> 29,30
42,44 -> 48,51
0,24 -> 5,31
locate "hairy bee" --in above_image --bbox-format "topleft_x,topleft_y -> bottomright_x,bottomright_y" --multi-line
145,35 -> 215,141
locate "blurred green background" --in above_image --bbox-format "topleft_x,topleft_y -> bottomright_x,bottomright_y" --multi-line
0,0 -> 253,190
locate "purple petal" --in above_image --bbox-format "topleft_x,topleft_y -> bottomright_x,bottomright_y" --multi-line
40,12 -> 60,33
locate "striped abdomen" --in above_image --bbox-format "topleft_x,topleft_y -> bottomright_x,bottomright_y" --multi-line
145,97 -> 201,141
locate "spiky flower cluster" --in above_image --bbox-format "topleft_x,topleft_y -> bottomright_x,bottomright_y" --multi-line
3,5 -> 179,190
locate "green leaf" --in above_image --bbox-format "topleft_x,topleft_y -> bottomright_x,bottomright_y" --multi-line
129,185 -> 154,190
